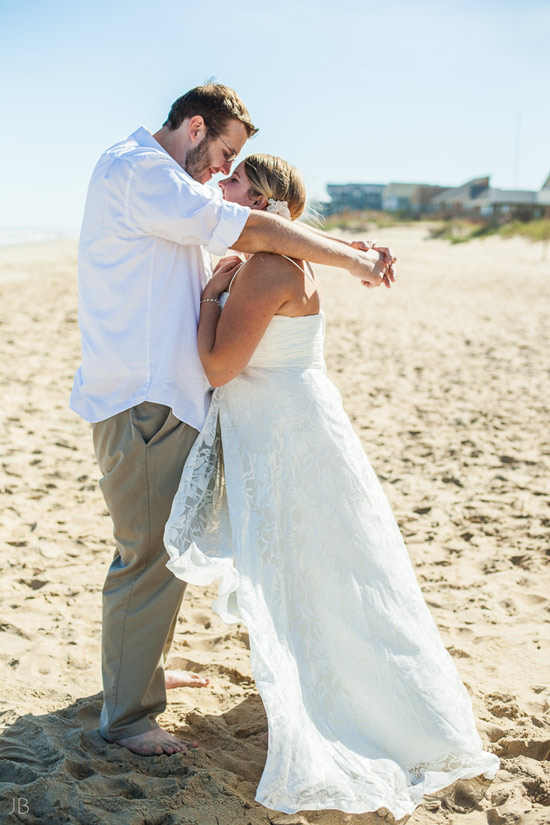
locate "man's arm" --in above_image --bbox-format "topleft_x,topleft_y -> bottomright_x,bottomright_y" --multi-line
232,211 -> 388,286
299,222 -> 396,285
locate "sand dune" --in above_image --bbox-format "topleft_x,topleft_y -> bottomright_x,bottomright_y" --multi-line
0,227 -> 549,824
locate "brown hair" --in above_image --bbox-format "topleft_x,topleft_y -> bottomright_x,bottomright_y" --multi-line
164,82 -> 258,138
244,154 -> 306,221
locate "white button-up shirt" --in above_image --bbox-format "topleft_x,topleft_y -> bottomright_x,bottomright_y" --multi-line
70,127 -> 249,430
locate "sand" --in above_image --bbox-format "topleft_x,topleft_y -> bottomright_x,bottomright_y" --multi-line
0,226 -> 549,825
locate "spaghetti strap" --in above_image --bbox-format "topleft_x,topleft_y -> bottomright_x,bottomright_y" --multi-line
227,254 -> 317,294
304,261 -> 317,287
278,254 -> 307,275
279,255 -> 317,288
227,261 -> 247,294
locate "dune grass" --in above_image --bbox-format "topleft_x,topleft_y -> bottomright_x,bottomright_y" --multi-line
322,210 -> 550,247
428,218 -> 550,245
322,210 -> 406,232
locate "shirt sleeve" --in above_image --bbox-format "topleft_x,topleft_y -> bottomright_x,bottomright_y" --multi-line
126,153 -> 250,255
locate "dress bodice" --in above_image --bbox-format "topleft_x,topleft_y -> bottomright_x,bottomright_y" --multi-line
247,312 -> 326,371
218,252 -> 325,372
219,290 -> 325,371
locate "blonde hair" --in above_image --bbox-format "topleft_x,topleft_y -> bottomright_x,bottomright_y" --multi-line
244,154 -> 306,221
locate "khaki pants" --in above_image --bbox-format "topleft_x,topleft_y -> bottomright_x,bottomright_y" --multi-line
93,402 -> 198,741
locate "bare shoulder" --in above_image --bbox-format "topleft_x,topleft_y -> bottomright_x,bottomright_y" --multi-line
225,252 -> 317,318
236,253 -> 305,294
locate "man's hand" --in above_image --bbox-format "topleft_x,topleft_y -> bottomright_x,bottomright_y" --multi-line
348,246 -> 392,288
350,240 -> 397,288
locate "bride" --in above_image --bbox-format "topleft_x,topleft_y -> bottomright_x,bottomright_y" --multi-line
164,154 -> 499,819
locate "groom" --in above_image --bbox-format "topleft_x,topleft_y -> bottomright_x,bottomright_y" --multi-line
71,82 -> 391,757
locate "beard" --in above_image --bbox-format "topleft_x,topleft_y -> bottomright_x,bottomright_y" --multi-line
183,134 -> 215,182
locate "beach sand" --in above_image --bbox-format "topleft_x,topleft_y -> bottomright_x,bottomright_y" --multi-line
0,227 -> 549,824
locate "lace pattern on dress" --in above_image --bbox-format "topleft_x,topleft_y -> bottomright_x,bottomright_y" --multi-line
164,390 -> 241,623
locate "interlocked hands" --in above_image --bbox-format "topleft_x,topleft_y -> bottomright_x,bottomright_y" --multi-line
350,240 -> 397,289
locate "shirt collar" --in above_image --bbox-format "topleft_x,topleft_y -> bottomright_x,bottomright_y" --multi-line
131,126 -> 172,156
129,126 -> 219,192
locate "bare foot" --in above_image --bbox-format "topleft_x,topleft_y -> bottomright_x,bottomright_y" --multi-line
165,669 -> 209,689
114,726 -> 199,756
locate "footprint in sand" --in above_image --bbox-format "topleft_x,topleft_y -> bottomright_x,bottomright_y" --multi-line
493,737 -> 550,761
0,716 -> 63,783
486,692 -> 523,720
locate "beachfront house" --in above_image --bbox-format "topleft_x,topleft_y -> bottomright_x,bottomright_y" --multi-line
471,188 -> 539,218
537,173 -> 550,209
382,183 -> 446,214
427,177 -> 490,215
427,174 -> 549,219
325,184 -> 384,215
325,173 -> 550,220
382,183 -> 418,213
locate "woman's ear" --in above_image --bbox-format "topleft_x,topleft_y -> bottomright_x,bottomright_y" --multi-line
252,193 -> 268,210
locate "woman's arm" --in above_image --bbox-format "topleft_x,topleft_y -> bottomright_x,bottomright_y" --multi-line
198,254 -> 296,387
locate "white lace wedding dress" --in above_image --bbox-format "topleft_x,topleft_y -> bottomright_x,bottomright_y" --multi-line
164,259 -> 499,819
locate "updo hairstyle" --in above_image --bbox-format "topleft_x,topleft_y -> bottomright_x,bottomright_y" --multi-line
244,154 -> 306,221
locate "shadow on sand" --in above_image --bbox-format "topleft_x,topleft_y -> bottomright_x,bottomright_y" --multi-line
0,691 -> 495,825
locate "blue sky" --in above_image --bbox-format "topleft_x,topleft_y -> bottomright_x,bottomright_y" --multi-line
1,0 -> 549,230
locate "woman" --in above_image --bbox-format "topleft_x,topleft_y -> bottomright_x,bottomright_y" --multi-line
164,154 -> 499,819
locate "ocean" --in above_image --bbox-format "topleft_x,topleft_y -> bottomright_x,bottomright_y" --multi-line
0,228 -> 78,248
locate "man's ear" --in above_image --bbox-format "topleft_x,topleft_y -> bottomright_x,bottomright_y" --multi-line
187,115 -> 206,144
252,194 -> 268,210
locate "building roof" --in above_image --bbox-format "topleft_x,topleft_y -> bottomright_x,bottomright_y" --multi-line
326,183 -> 385,194
473,189 -> 538,205
430,177 -> 490,204
383,183 -> 423,197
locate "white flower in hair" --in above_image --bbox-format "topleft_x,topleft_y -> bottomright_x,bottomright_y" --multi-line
266,198 -> 291,220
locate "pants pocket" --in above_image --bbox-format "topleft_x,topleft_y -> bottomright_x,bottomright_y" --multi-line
131,402 -> 171,445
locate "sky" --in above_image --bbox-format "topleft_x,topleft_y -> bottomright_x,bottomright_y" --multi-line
1,0 -> 549,231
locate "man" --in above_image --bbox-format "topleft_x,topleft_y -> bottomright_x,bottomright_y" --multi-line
71,82 -> 392,757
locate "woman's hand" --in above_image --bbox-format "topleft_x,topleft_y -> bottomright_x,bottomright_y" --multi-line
203,255 -> 243,299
